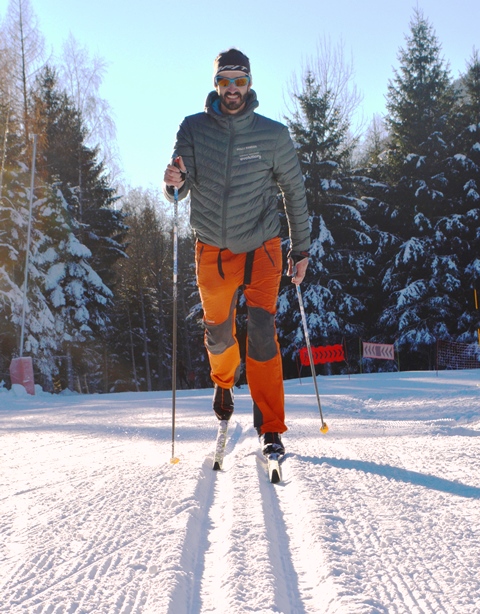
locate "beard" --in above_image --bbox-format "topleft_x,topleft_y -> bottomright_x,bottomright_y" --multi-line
219,89 -> 248,113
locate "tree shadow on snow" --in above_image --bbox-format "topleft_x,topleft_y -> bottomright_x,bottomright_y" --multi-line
296,455 -> 480,499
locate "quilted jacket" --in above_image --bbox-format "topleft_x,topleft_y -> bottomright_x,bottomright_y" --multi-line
164,90 -> 310,255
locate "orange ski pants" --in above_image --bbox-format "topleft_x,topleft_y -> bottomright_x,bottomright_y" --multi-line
195,236 -> 286,434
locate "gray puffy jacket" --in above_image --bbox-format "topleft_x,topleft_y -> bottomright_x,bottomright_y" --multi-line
165,90 -> 310,254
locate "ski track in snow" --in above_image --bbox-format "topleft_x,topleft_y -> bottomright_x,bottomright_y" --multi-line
1,371 -> 480,613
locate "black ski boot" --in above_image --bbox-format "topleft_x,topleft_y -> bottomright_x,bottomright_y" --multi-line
213,385 -> 234,421
262,432 -> 285,456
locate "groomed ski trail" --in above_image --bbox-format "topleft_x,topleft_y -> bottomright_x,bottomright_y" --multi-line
1,373 -> 480,613
278,414 -> 480,614
197,417 -> 307,614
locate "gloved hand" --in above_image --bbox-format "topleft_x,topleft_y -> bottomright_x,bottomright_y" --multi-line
287,251 -> 309,285
164,156 -> 187,189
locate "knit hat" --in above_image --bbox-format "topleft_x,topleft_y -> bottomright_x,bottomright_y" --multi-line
213,48 -> 251,79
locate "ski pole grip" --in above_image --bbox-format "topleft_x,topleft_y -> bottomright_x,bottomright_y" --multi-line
173,156 -> 187,182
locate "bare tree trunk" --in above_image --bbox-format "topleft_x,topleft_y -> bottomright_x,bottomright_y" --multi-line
139,287 -> 151,391
18,1 -> 29,141
127,308 -> 140,392
4,0 -> 45,143
155,275 -> 167,389
0,105 -> 10,198
179,280 -> 192,372
66,346 -> 74,391
103,343 -> 108,393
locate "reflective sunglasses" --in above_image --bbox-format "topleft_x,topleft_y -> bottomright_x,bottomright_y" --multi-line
215,75 -> 250,88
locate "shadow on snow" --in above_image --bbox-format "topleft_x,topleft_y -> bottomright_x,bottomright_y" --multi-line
296,455 -> 480,499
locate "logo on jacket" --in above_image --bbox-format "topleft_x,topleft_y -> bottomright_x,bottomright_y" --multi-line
237,145 -> 262,162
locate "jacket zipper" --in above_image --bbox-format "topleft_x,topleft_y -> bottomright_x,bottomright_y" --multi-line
222,116 -> 235,247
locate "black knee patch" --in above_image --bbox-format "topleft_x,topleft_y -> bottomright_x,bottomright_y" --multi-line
205,293 -> 237,355
205,317 -> 235,355
247,306 -> 277,362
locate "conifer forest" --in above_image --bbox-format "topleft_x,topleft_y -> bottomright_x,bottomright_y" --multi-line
1,2 -> 479,393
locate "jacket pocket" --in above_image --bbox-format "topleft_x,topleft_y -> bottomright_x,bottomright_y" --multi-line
262,237 -> 282,273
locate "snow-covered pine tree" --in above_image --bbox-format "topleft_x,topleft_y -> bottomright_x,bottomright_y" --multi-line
280,70 -> 375,374
0,162 -> 58,385
30,66 -> 127,291
29,66 -> 126,389
385,8 -> 457,177
442,50 -> 480,342
379,9 -> 461,368
0,63 -> 23,324
39,184 -> 113,391
349,115 -> 403,361
0,168 -> 24,370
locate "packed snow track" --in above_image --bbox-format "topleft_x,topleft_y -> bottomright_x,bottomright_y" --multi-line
1,371 -> 480,613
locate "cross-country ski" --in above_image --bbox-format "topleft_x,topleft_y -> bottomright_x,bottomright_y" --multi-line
212,419 -> 229,470
266,452 -> 282,483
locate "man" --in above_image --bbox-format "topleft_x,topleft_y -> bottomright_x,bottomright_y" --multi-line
163,48 -> 310,456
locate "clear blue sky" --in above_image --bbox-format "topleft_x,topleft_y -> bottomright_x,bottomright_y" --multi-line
3,0 -> 480,190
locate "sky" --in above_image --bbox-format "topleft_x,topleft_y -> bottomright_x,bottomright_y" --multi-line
2,0 -> 480,191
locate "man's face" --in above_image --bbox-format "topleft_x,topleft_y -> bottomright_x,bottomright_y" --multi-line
215,71 -> 251,115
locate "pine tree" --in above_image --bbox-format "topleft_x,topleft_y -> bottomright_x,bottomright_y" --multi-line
442,50 -> 480,342
379,10 -> 461,368
28,67 -> 126,387
39,184 -> 114,390
386,8 -> 457,168
0,162 -> 60,385
281,69 -> 375,374
286,71 -> 351,215
31,66 -> 126,290
0,166 -> 24,366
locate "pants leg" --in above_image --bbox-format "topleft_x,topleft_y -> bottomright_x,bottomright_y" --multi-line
195,241 -> 244,388
195,238 -> 286,434
244,237 -> 286,434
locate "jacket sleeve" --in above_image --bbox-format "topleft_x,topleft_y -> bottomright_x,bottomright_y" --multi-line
163,118 -> 196,203
272,126 -> 311,253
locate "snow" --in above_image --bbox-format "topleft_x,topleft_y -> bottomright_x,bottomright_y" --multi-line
67,233 -> 92,259
1,370 -> 480,614
396,237 -> 425,266
45,263 -> 66,291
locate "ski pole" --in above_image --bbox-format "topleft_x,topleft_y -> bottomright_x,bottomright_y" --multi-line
296,283 -> 329,433
170,160 -> 182,464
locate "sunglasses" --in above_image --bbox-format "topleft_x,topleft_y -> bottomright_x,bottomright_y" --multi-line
215,75 -> 250,88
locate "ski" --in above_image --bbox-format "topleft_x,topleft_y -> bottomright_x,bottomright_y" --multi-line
213,419 -> 229,470
266,452 -> 282,483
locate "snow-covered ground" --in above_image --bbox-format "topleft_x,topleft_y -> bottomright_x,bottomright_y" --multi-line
1,369 -> 480,614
